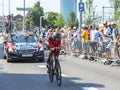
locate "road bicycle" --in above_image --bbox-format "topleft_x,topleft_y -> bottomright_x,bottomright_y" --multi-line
48,50 -> 62,87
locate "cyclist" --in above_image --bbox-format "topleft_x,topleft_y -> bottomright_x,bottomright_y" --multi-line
47,31 -> 62,73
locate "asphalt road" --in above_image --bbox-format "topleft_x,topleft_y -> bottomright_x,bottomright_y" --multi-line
0,42 -> 120,90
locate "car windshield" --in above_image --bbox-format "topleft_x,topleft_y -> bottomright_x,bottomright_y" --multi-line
10,35 -> 36,43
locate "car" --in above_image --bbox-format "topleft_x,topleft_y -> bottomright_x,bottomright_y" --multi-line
3,31 -> 44,62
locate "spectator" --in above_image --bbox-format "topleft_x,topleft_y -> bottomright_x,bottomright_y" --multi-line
80,24 -> 88,58
90,26 -> 102,59
71,27 -> 81,54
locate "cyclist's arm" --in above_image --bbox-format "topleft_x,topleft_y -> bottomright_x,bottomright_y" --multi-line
57,40 -> 61,49
49,38 -> 55,50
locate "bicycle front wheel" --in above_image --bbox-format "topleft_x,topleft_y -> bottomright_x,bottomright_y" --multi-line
49,60 -> 54,82
55,61 -> 62,86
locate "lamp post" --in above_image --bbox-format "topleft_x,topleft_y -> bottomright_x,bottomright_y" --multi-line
2,0 -> 5,32
93,5 -> 97,29
8,0 -> 10,15
40,16 -> 45,34
39,14 -> 48,34
79,0 -> 84,31
23,0 -> 26,30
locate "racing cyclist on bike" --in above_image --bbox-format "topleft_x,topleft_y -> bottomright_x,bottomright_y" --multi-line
47,31 -> 61,73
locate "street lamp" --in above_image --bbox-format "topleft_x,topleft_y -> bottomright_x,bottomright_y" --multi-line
93,5 -> 97,29
8,0 -> 10,15
40,16 -> 45,32
39,14 -> 48,34
2,0 -> 5,32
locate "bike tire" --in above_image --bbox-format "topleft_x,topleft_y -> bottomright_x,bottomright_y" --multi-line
48,58 -> 54,82
55,60 -> 62,86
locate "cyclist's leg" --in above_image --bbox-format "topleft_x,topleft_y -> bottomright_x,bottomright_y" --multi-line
47,50 -> 53,72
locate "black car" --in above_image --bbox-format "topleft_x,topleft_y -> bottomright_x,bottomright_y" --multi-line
3,32 -> 44,62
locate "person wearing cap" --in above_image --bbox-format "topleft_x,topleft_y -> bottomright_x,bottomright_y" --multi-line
80,24 -> 88,58
110,22 -> 119,62
102,22 -> 114,64
66,26 -> 74,53
89,25 -> 102,60
71,27 -> 81,54
60,28 -> 67,52
116,30 -> 120,59
111,22 -> 118,42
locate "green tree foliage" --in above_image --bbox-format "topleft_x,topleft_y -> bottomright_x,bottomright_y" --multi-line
45,12 -> 58,28
54,14 -> 65,27
83,0 -> 94,25
27,1 -> 44,28
109,0 -> 120,24
66,11 -> 78,28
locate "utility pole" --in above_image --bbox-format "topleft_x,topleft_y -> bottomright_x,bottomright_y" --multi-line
2,0 -> 5,32
23,0 -> 25,30
8,0 -> 10,15
17,0 -> 31,30
79,0 -> 84,31
102,6 -> 104,22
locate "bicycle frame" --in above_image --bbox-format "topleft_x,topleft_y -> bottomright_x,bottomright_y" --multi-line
48,50 -> 62,86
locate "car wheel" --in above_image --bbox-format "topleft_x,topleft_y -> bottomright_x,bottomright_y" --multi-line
6,54 -> 11,62
3,54 -> 6,59
39,57 -> 44,62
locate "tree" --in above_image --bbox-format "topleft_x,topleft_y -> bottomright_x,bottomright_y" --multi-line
54,14 -> 65,27
27,1 -> 44,28
45,12 -> 58,28
66,11 -> 78,28
109,0 -> 120,24
83,0 -> 94,25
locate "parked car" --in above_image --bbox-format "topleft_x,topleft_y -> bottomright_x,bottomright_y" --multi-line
3,31 -> 44,62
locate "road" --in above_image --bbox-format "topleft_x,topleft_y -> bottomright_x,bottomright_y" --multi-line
0,43 -> 120,90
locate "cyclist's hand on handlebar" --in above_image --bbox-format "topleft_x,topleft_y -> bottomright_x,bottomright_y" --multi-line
50,48 -> 55,51
56,47 -> 61,50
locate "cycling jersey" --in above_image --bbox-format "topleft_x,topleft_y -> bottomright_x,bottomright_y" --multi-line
48,37 -> 61,50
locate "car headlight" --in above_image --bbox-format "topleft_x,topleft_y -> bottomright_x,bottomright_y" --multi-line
8,47 -> 13,52
8,47 -> 17,53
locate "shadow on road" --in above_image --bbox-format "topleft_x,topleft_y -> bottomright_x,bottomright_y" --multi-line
0,73 -> 105,90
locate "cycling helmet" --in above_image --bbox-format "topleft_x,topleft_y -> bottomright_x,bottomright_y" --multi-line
52,32 -> 61,41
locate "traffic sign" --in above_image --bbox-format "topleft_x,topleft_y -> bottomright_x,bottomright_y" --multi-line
79,3 -> 84,12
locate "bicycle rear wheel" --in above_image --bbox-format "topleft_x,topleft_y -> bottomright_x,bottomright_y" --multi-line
48,59 -> 54,82
55,61 -> 62,86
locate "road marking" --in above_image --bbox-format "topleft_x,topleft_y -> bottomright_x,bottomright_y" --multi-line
38,65 -> 68,77
82,87 -> 99,90
62,73 -> 67,77
38,65 -> 46,68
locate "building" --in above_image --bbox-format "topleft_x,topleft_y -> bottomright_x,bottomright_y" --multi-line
0,16 -> 7,32
60,0 -> 77,21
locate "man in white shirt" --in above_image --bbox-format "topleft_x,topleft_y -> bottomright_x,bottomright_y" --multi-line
71,27 -> 81,54
90,26 -> 102,57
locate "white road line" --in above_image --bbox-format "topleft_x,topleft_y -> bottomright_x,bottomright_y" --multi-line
82,87 -> 99,90
38,65 -> 46,68
62,73 -> 67,77
38,65 -> 68,77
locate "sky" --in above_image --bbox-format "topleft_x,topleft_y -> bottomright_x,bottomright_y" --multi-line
0,0 -> 111,16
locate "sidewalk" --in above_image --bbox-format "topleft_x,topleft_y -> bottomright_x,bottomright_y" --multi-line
60,51 -> 120,67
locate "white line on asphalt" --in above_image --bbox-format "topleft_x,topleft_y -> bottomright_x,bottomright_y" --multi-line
62,73 -> 67,77
38,65 -> 68,77
38,65 -> 46,68
82,87 -> 99,90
